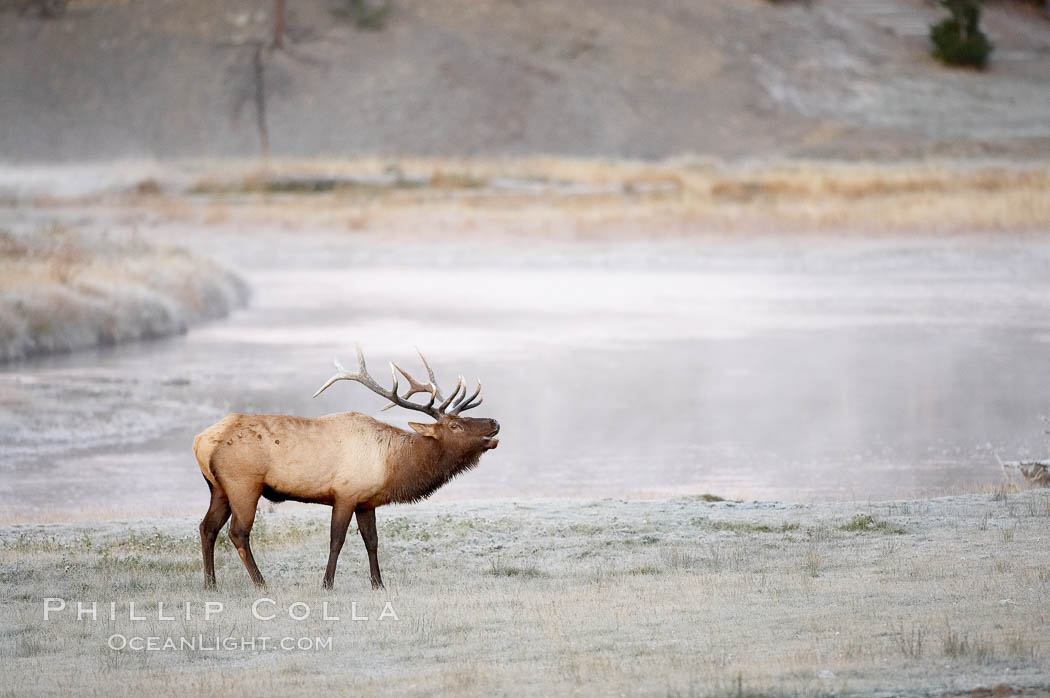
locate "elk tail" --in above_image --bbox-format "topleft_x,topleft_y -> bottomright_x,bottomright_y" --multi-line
194,431 -> 221,487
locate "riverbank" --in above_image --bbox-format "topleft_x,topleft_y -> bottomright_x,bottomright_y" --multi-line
0,224 -> 248,362
2,490 -> 1048,696
4,157 -> 1050,233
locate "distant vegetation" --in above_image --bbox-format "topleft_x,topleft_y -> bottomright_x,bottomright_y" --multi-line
329,0 -> 390,30
930,0 -> 993,68
179,157 -> 1050,231
8,0 -> 66,19
0,225 -> 248,361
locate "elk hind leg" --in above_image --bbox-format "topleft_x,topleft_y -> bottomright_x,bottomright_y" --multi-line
199,483 -> 232,588
226,484 -> 266,588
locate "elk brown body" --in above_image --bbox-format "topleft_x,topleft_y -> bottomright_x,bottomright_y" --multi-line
194,346 -> 499,590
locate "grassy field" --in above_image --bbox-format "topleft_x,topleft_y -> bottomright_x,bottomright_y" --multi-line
2,489 -> 1049,696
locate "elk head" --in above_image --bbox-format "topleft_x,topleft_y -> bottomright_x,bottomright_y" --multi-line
312,345 -> 500,454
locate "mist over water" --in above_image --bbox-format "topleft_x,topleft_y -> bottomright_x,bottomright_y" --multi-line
3,225 -> 1050,516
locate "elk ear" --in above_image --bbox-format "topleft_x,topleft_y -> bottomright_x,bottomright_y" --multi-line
408,422 -> 438,438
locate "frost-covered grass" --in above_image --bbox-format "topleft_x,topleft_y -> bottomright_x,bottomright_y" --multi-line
1,491 -> 1049,697
0,224 -> 248,361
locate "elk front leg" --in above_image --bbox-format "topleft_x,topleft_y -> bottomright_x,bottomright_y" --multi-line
199,484 -> 232,589
355,505 -> 384,589
323,501 -> 354,590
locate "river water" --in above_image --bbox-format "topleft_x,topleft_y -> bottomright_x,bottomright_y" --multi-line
3,219 -> 1050,518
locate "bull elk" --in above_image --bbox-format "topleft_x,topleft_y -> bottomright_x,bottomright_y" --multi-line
193,345 -> 500,590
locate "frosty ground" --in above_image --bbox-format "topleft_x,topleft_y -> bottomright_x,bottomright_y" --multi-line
1,489 -> 1048,697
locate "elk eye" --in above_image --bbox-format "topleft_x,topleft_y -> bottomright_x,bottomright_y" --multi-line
450,423 -> 462,431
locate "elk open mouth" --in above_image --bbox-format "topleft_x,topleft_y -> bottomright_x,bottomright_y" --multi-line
483,425 -> 500,449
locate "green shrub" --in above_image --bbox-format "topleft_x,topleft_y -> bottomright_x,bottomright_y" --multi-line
840,514 -> 906,534
930,0 -> 993,68
330,0 -> 390,30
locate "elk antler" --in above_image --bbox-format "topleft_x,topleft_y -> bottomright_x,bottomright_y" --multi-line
387,348 -> 486,416
313,344 -> 484,418
385,348 -> 444,407
450,378 -> 483,415
313,344 -> 439,418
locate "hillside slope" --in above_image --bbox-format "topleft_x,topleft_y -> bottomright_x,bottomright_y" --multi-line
1,0 -> 1048,161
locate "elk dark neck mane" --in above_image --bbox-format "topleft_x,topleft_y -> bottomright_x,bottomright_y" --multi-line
382,431 -> 483,504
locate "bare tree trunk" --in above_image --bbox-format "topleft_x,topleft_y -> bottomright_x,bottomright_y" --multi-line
252,44 -> 270,157
272,0 -> 287,49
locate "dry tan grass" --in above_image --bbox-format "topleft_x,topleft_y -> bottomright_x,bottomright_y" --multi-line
128,156 -> 1050,235
2,491 -> 1049,696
